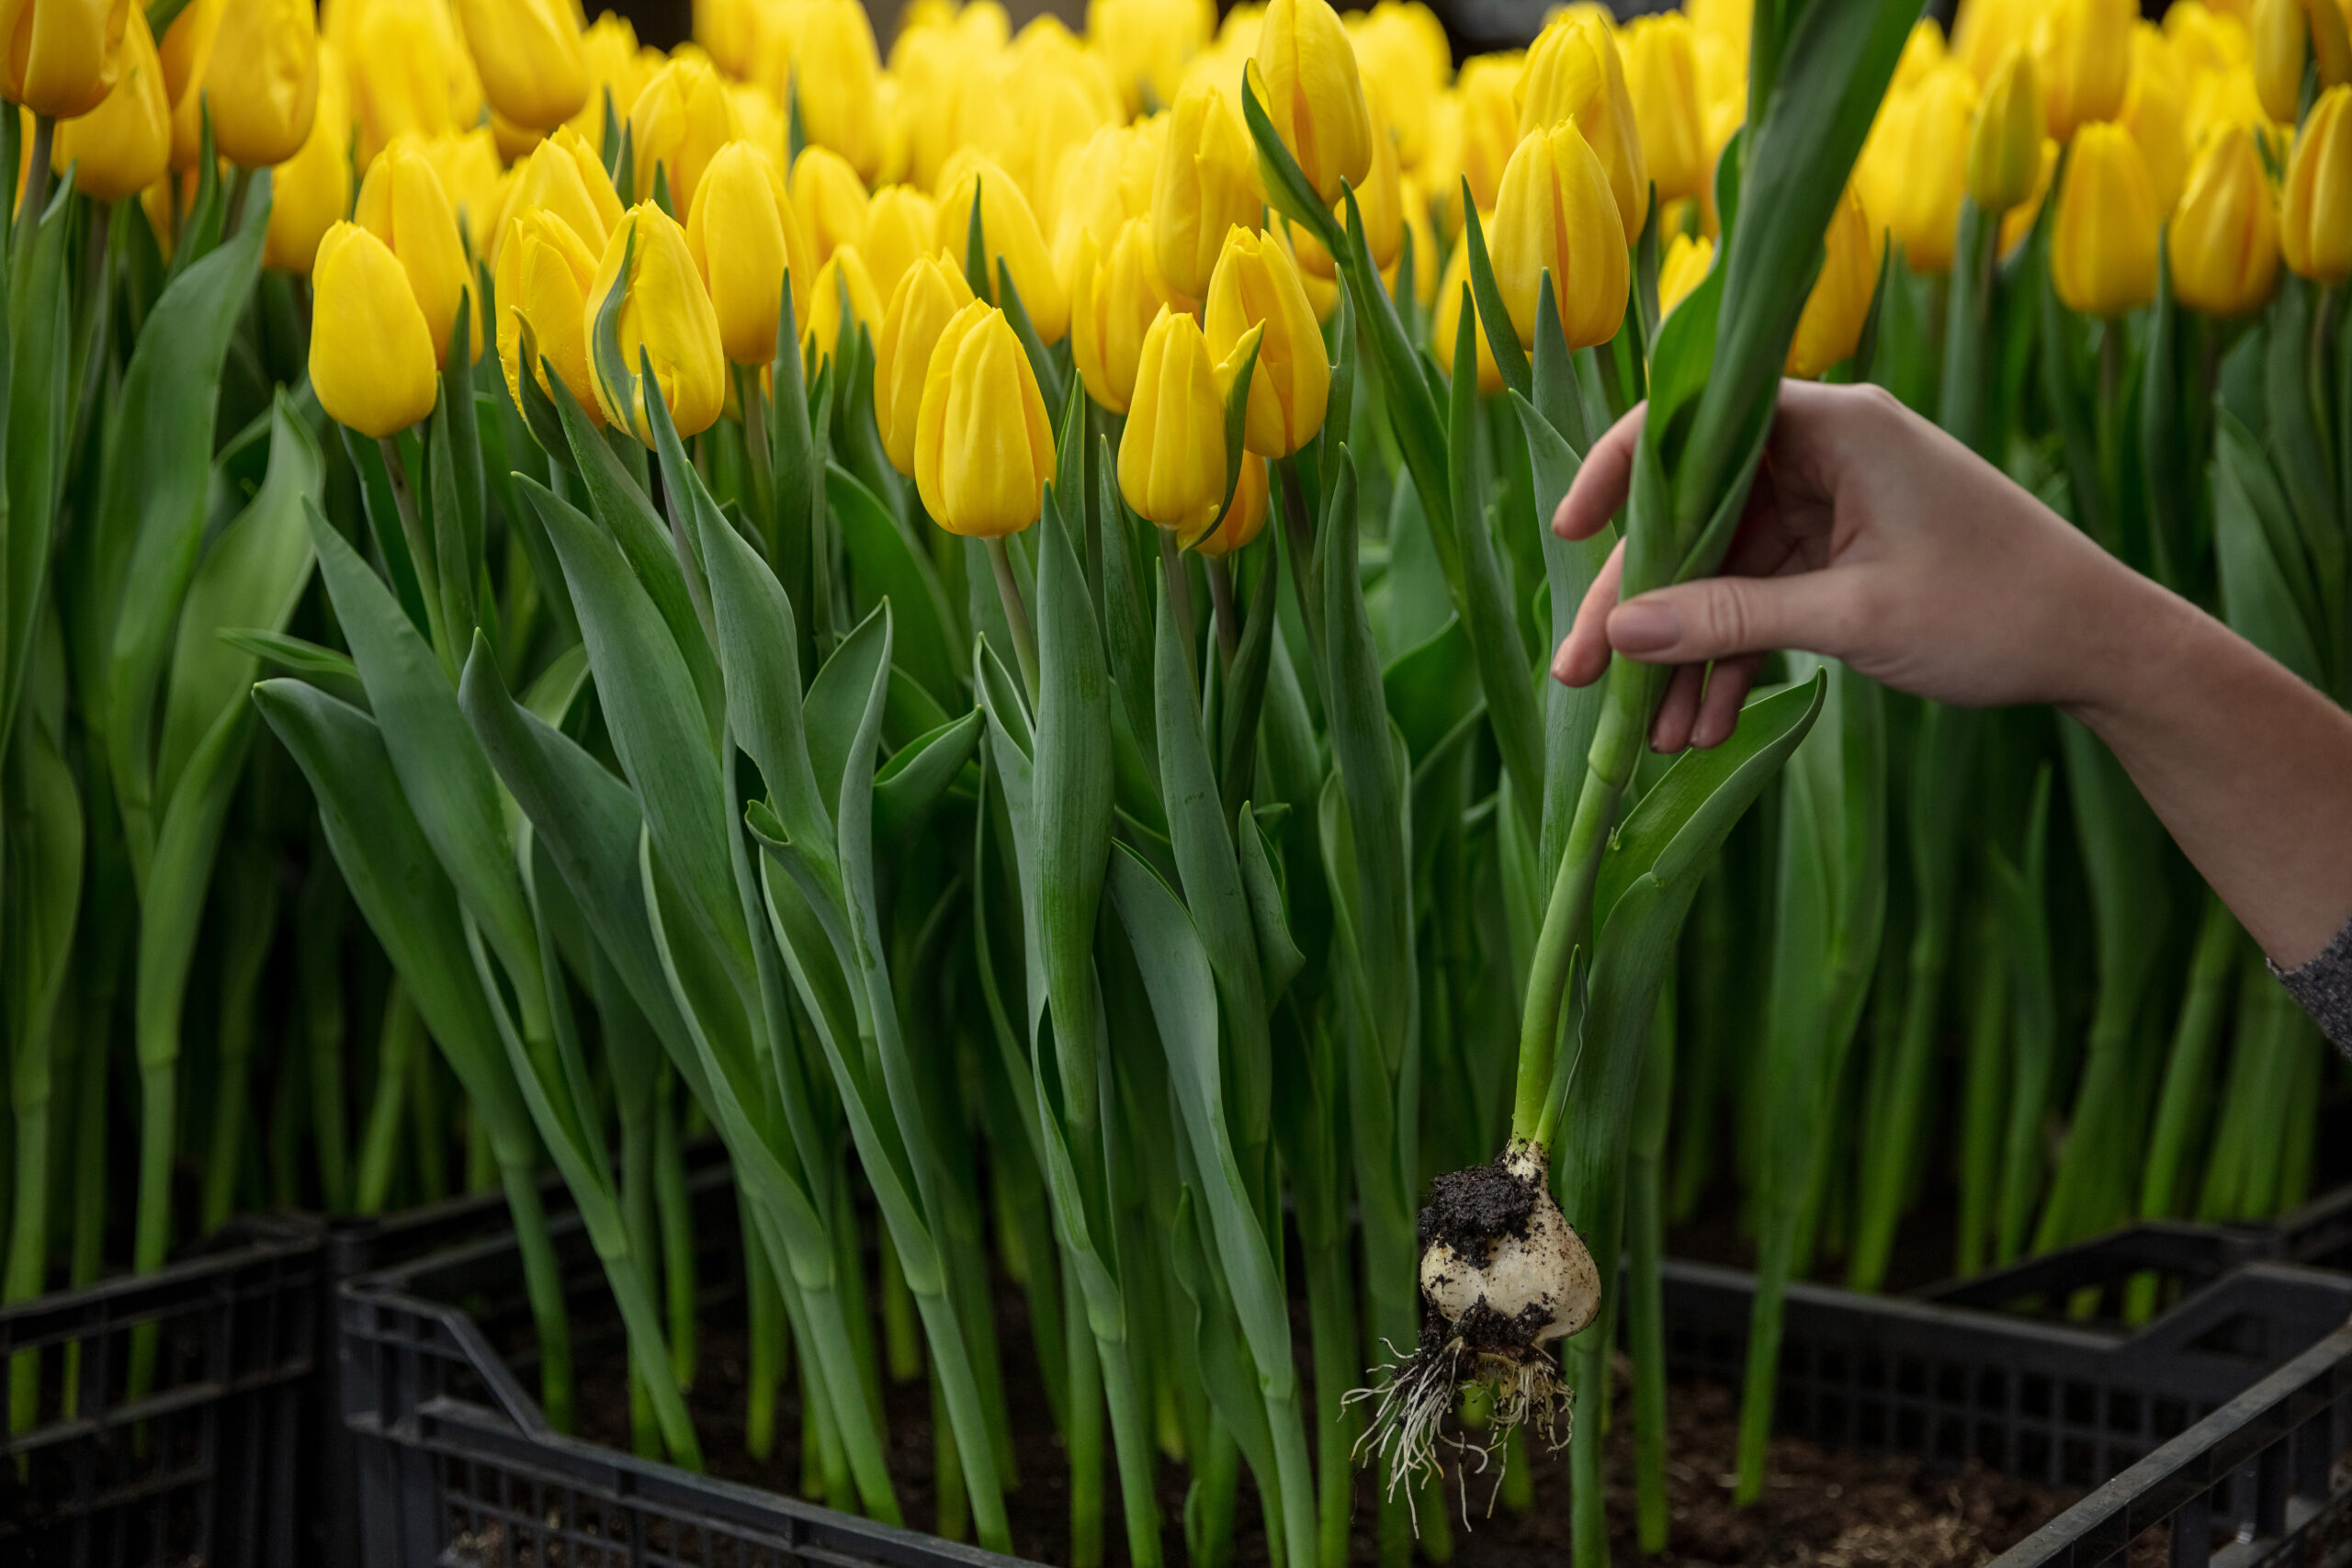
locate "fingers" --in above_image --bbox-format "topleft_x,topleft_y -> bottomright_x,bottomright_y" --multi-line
1550,538 -> 1626,687
1600,567 -> 1860,670
1649,662 -> 1706,751
1691,656 -> 1762,749
1551,403 -> 1646,541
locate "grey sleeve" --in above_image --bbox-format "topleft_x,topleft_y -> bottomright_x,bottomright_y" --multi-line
2272,919 -> 2352,1054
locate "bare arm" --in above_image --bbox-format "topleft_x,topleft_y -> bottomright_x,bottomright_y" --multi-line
1551,379 -> 2352,970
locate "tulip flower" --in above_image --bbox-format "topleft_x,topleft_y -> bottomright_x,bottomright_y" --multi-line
628,57 -> 739,214
771,0 -> 886,184
311,220 -> 441,437
2169,122 -> 2280,316
569,12 -> 657,151
804,243 -> 884,367
1121,306 -> 1235,545
915,300 -> 1056,538
456,0 -> 587,133
1204,224 -> 1329,457
1517,13 -> 1648,241
1071,216 -> 1176,414
0,0 -> 126,118
206,0 -> 318,166
1193,452 -> 1269,558
497,207 -> 603,421
51,2 -> 164,201
688,141 -> 816,367
1786,184 -> 1881,378
1394,172 -> 1439,304
2120,24 -> 2189,214
1431,231 -> 1501,393
2253,0 -> 2309,123
1454,55 -> 1521,219
262,44 -> 351,273
1891,17 -> 1949,94
699,0 -> 761,79
587,202 -> 729,442
1968,46 -> 2045,214
1489,121 -> 1628,354
936,151 -> 1069,343
2164,1 -> 2253,77
1863,62 -> 1977,273
1657,229 -> 1713,318
1998,137 -> 2060,254
1345,1 -> 1449,168
357,139 -> 481,367
2282,85 -> 2351,283
791,144 -> 869,270
346,0 -> 482,163
1150,83 -> 1262,305
418,127 -> 505,253
1251,0 -> 1374,206
875,252 -> 978,475
1089,0 -> 1215,115
865,184 -> 939,305
504,125 -> 625,256
2051,121 -> 2161,315
2033,0 -> 2135,141
1952,0 -> 2035,86
1622,15 -> 1704,205
158,0 -> 219,169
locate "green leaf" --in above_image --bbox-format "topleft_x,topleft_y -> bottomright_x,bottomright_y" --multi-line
805,605 -> 891,824
874,708 -> 983,843
215,628 -> 365,708
1235,807 -> 1303,1000
829,464 -> 963,705
0,181 -> 70,755
1460,197 -> 1533,403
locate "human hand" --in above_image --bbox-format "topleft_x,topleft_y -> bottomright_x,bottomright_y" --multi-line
1549,379 -> 2158,751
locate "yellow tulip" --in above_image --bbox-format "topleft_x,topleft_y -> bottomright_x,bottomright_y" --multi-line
2051,120 -> 2161,314
347,0 -> 481,164
569,12 -> 657,150
1393,171 -> 1438,303
804,242 -> 883,365
1657,229 -> 1713,318
1620,14 -> 1703,205
915,300 -> 1055,538
417,127 -> 505,253
456,0 -> 587,132
1952,0 -> 2035,85
1008,59 -> 1119,235
1290,118 -> 1403,277
1517,13 -> 1648,240
2169,122 -> 2280,315
1346,1 -> 1449,169
1863,63 -> 1977,273
2188,64 -> 2290,168
767,0 -> 886,184
586,202 -> 729,441
158,0 -> 219,169
2252,0 -> 2309,121
936,151 -> 1069,342
505,124 -> 625,255
864,184 -> 939,307
497,206 -> 603,420
52,2 -> 164,201
1454,54 -> 1521,218
1999,136 -> 2060,253
687,140 -> 808,366
2032,0 -> 2135,141
1048,121 -> 1151,285
2323,0 -> 2352,89
0,0 -> 125,118
2282,85 -> 2351,283
1251,0 -> 1374,206
2165,2 -> 2254,76
1892,17 -> 1949,93
311,220 -> 440,436
1071,216 -> 1176,414
695,0 -> 760,78
628,57 -> 739,214
1193,452 -> 1268,557
1203,223 -> 1328,457
262,42 -> 350,272
1968,46 -> 2045,213
1121,306 -> 1234,544
204,0 -> 317,166
875,251 -> 976,474
1088,0 -> 1215,116
1786,184 -> 1881,378
791,143 -> 868,268
1151,82 -> 1262,304
2120,24 -> 2190,214
1489,121 -> 1627,354
356,139 -> 480,367
1431,230 -> 1501,393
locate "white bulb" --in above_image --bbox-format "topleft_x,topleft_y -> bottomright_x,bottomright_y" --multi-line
1417,1147 -> 1600,1346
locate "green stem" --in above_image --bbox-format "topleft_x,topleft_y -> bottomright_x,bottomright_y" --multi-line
497,1158 -> 575,1434
126,1057 -> 174,1396
408,1042 -> 447,1203
7,1097 -> 51,1436
654,1077 -> 695,1391
987,534 -> 1041,704
932,1362 -> 969,1540
913,1287 -> 1011,1552
1097,1332 -> 1164,1568
619,1095 -> 660,1458
1192,1414 -> 1238,1568
880,1230 -> 922,1382
354,985 -> 416,1214
378,434 -> 455,681
1303,1239 -> 1357,1568
1846,922 -> 1948,1292
742,1205 -> 782,1462
1627,990 -> 1676,1554
1953,906 -> 2008,1278
1066,1261 -> 1105,1568
1205,555 -> 1241,670
1158,525 -> 1197,670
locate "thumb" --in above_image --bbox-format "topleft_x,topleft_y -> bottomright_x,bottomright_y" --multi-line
1605,571 -> 1860,667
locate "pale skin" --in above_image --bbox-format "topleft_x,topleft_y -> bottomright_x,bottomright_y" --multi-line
1552,379 -> 2352,972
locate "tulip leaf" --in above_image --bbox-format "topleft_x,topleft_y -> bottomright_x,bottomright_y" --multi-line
1205,328 -> 1262,542
1317,283 -> 1353,511
217,628 -> 366,708
2263,278 -> 2343,593
2213,414 -> 2327,688
873,708 -> 983,844
1216,528 -> 1278,817
1238,66 -> 1340,257
0,178 -> 71,757
1460,196 -> 1533,404
3,712 -> 83,1130
1235,804 -> 1303,1001
994,257 -> 1064,414
1162,1185 -> 1280,1508
1096,433 -> 1158,788
828,464 -> 962,705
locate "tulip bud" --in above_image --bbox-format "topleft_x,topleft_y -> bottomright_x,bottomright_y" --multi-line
771,0 -> 886,184
2164,2 -> 2252,77
1431,231 -> 1501,393
2033,0 -> 2135,142
1193,453 -> 1269,558
1204,223 -> 1328,457
158,0 -> 219,169
2169,122 -> 2281,315
1394,173 -> 1439,304
0,0 -> 126,118
2051,120 -> 2161,314
52,2 -> 164,201
628,57 -> 739,215
1893,17 -> 1949,93
1490,121 -> 1628,354
205,0 -> 318,166
456,0 -> 587,133
1090,0 -> 1216,115
791,144 -> 869,268
587,202 -> 729,441
356,140 -> 481,367
937,151 -> 1070,342
1620,15 -> 1703,206
311,220 -> 440,437
418,127 -> 505,253
2282,85 -> 2351,283
1151,83 -> 1263,304
804,242 -> 884,366
1071,216 -> 1176,414
2252,0 -> 2308,122
1998,136 -> 2060,254
688,140 -> 813,366
347,0 -> 482,164
1968,46 -> 2045,213
263,45 -> 351,274
1347,2 -> 1449,167
506,124 -> 625,256
697,0 -> 760,79
569,12 -> 656,150
1518,13 -> 1649,241
2120,24 -> 2190,214
1251,0 -> 1374,206
1657,229 -> 1713,318
915,300 -> 1056,538
1121,306 -> 1234,544
1866,63 -> 1977,273
1952,0 -> 2035,86
497,207 -> 603,420
1454,55 -> 1520,218
876,251 -> 977,474
865,184 -> 938,305
1786,184 -> 1881,379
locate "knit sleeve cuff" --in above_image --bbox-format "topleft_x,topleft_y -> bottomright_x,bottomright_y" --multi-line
2271,917 -> 2352,1055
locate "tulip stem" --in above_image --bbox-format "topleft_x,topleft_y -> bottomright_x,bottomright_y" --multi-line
1157,526 -> 1196,672
735,365 -> 776,548
379,434 -> 455,680
223,166 -> 254,236
986,536 -> 1040,705
1274,456 -> 1324,692
1205,558 -> 1240,671
17,114 -> 51,240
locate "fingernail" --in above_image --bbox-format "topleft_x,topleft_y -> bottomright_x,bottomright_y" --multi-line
1611,601 -> 1680,654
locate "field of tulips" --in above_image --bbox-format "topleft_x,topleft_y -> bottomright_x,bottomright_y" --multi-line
0,0 -> 2346,1559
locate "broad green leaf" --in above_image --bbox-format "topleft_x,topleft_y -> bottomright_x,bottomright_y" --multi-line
216,628 -> 365,708
829,464 -> 963,705
873,708 -> 983,843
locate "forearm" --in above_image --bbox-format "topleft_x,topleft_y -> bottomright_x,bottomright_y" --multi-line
2063,565 -> 2352,969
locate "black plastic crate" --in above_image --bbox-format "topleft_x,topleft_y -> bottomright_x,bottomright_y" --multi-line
0,1211 -> 323,1568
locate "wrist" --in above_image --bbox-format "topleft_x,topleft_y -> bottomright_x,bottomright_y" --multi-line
2047,550 -> 2204,729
